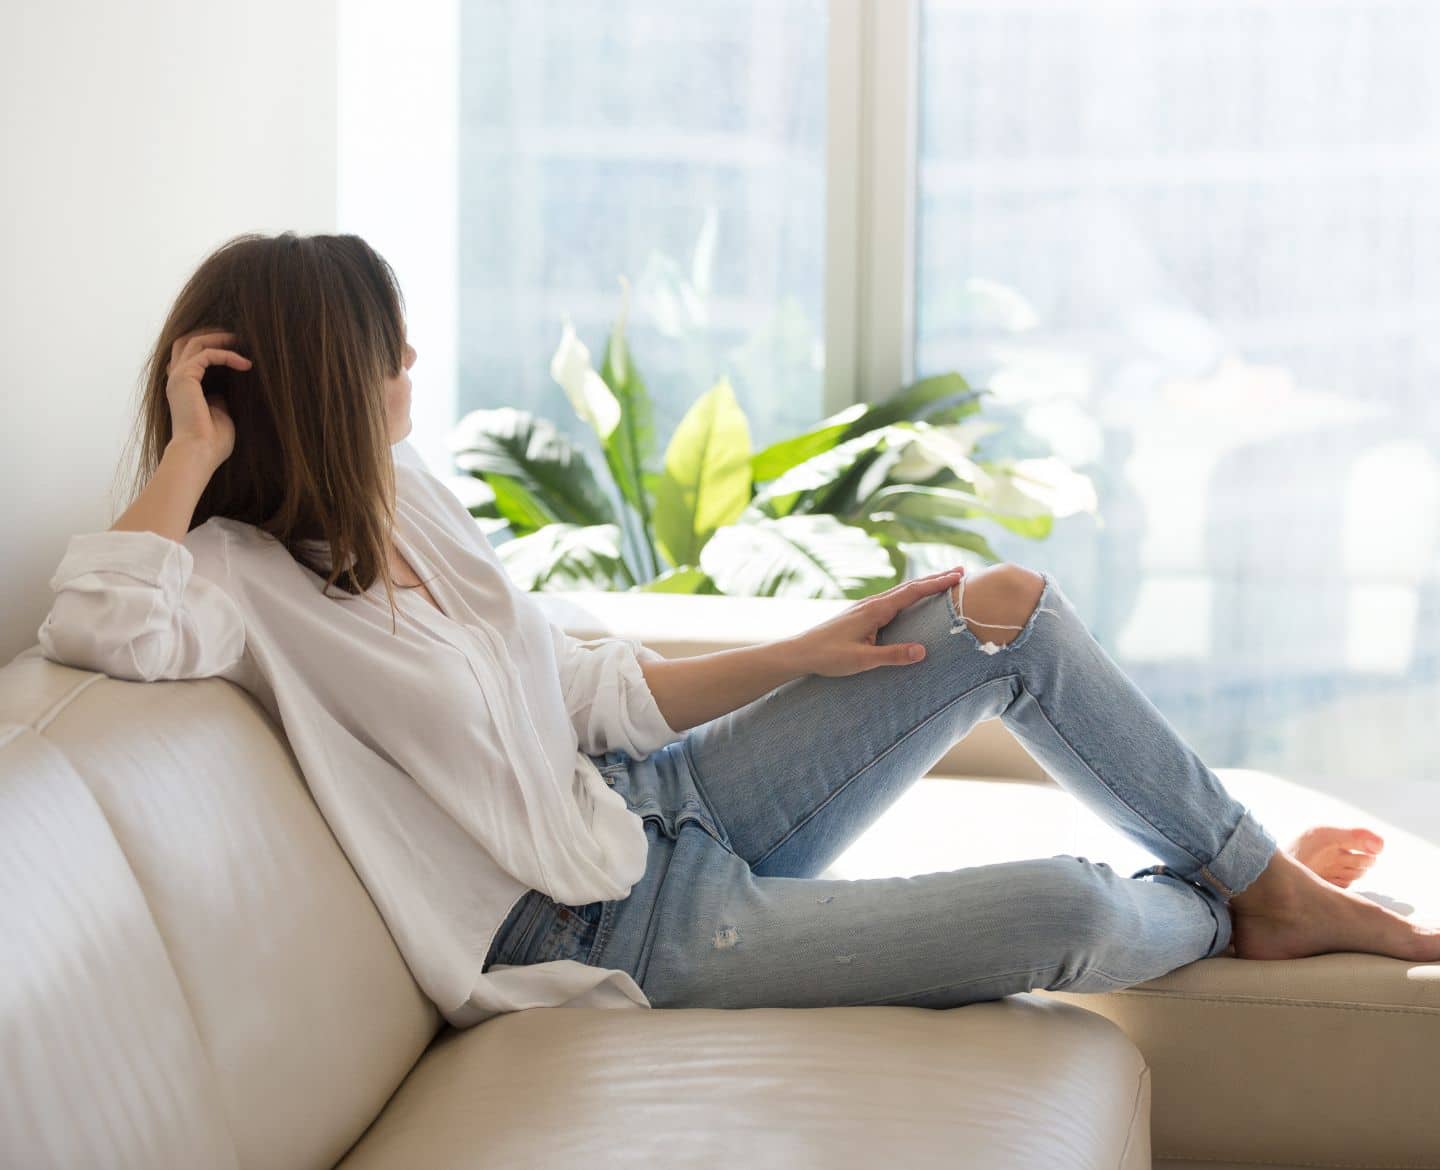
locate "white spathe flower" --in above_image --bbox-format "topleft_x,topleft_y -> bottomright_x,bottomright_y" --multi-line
889,422 -> 999,491
549,319 -> 621,440
993,457 -> 1098,518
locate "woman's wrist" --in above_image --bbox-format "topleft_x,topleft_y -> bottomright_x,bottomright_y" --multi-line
163,437 -> 223,479
766,635 -> 816,683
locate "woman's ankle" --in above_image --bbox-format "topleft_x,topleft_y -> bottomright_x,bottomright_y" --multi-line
1230,847 -> 1307,913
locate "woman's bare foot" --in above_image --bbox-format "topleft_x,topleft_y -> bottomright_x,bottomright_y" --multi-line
1229,847 -> 1440,961
1287,825 -> 1385,888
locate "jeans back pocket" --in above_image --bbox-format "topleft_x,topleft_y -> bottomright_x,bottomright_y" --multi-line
487,890 -> 604,970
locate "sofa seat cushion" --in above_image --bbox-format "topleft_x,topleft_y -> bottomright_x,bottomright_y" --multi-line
336,998 -> 1151,1170
820,768 -> 1440,1169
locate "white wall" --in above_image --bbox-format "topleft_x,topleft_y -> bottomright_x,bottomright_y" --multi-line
0,0 -> 339,665
339,0 -> 458,476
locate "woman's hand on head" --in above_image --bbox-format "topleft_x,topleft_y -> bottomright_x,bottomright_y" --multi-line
787,568 -> 965,679
164,329 -> 252,471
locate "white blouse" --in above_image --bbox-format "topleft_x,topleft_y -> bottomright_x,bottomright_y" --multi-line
36,439 -> 682,1027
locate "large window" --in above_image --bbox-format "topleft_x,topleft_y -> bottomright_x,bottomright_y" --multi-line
459,0 -> 827,453
915,0 -> 1440,788
340,0 -> 1440,794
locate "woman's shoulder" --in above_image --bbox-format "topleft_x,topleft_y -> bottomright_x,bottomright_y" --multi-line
186,514 -> 254,552
183,515 -> 281,586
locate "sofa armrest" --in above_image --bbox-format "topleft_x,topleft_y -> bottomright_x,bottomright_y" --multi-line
535,590 -> 1052,784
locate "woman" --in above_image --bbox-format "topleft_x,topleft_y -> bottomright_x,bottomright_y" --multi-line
38,232 -> 1439,1027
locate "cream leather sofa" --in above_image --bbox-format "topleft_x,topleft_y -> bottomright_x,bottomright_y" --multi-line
3,589 -> 1436,1170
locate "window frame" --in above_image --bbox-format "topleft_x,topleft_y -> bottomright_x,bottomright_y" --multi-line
825,0 -> 920,415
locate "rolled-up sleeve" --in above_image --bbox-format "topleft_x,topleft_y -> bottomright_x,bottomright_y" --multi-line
36,530 -> 247,682
548,624 -> 681,758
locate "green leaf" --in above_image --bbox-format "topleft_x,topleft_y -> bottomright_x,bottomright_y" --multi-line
632,566 -> 712,593
653,378 -> 753,567
854,486 -> 1005,560
751,426 -> 902,518
699,514 -> 898,599
485,474 -> 560,536
494,523 -> 635,592
448,407 -> 615,529
750,402 -> 869,482
868,482 -> 1056,542
843,445 -> 909,519
860,516 -> 1002,561
839,372 -> 983,441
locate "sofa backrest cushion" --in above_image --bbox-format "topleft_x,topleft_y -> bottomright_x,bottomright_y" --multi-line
0,648 -> 440,1170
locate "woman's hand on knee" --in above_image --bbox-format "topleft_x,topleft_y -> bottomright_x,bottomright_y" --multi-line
788,568 -> 964,678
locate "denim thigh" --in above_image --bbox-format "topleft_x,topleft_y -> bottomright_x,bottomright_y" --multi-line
583,816 -> 1230,1010
485,748 -> 1230,1003
482,744 -> 735,973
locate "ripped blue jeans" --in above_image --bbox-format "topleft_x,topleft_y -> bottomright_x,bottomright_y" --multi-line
482,572 -> 1280,1009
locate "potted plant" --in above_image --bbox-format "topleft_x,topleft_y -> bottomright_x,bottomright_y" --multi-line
447,282 -> 1095,599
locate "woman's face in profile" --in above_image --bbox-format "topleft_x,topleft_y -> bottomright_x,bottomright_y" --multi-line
385,341 -> 417,443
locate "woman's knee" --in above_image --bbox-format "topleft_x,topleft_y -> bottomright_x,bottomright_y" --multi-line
1010,857 -> 1130,987
951,562 -> 1046,646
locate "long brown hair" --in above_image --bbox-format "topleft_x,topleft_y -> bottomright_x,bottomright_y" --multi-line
116,231 -> 417,632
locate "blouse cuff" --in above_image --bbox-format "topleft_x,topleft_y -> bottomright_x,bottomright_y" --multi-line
49,530 -> 191,593
621,639 -> 684,748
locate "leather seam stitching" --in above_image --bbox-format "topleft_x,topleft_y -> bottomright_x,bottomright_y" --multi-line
1101,988 -> 1440,1015
1160,1155 -> 1437,1169
1117,1064 -> 1148,1170
33,671 -> 106,733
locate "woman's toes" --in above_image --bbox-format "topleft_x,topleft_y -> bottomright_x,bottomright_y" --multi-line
1288,825 -> 1386,860
1326,863 -> 1368,888
1286,825 -> 1386,887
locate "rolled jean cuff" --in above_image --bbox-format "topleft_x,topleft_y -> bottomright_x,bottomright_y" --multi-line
1193,880 -> 1234,958
1188,807 -> 1279,901
1130,864 -> 1235,958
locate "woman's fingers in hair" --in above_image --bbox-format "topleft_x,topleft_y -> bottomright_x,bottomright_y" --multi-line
165,345 -> 252,408
169,329 -> 243,373
191,348 -> 253,374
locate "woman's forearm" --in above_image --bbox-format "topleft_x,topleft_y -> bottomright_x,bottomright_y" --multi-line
639,639 -> 809,734
111,439 -> 218,542
632,569 -> 965,734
